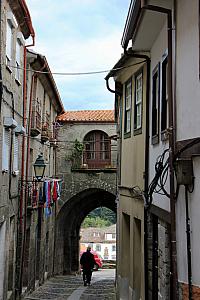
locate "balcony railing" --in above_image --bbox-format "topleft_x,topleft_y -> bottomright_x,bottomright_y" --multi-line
71,149 -> 117,170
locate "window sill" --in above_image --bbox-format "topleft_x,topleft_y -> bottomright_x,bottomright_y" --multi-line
152,134 -> 159,145
71,167 -> 116,173
124,131 -> 131,139
6,64 -> 12,73
15,78 -> 21,86
134,127 -> 142,136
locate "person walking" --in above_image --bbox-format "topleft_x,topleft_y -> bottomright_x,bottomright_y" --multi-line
80,245 -> 95,286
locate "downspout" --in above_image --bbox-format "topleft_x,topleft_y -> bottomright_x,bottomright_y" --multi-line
0,0 -> 2,113
105,77 -> 122,295
140,3 -> 178,299
21,61 -> 46,289
20,35 -> 35,228
16,33 -> 35,297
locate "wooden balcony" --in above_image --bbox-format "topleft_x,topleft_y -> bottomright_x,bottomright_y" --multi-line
71,149 -> 117,171
41,123 -> 49,142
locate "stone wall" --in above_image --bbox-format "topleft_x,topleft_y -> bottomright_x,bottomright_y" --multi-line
147,213 -> 171,300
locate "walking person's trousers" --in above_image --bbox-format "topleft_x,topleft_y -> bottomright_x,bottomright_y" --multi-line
83,269 -> 92,284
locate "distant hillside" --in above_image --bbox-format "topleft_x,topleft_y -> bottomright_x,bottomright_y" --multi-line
82,207 -> 116,228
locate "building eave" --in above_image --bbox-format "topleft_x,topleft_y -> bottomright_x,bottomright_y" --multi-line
8,0 -> 35,39
121,0 -> 142,49
29,51 -> 64,114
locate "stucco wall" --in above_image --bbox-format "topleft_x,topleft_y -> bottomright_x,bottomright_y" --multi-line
176,0 -> 200,288
149,20 -> 170,212
116,58 -> 147,189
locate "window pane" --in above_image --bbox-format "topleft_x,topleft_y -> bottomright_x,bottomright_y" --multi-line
134,73 -> 143,130
126,110 -> 131,132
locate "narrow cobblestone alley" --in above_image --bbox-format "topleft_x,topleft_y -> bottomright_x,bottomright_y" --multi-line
23,269 -> 116,300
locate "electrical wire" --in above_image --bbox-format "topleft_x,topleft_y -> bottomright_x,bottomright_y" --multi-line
0,60 -> 147,76
145,149 -> 170,208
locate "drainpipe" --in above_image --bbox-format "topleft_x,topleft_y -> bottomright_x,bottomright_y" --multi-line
16,33 -> 35,298
21,60 -> 46,290
0,0 -> 2,113
140,3 -> 178,299
184,185 -> 193,300
105,77 -> 122,295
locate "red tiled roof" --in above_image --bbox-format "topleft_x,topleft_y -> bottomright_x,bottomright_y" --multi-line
57,110 -> 115,123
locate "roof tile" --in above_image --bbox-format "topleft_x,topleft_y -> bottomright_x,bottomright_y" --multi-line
57,110 -> 115,123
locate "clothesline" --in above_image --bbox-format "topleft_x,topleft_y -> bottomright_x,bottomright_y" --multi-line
28,178 -> 62,217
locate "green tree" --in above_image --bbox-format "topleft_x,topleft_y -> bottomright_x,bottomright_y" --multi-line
82,216 -> 111,228
82,207 -> 116,228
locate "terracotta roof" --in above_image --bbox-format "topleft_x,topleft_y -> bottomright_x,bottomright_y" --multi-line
57,110 -> 115,123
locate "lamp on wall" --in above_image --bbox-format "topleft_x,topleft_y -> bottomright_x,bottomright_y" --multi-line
33,153 -> 46,181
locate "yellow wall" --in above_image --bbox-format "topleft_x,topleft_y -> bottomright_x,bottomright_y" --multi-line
117,58 -> 147,190
115,56 -> 147,300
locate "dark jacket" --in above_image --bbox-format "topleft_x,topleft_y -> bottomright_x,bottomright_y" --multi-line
80,251 -> 95,270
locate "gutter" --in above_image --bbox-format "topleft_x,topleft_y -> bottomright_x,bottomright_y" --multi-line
17,32 -> 35,299
139,3 -> 178,300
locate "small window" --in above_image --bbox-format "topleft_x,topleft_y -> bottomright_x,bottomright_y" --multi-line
2,128 -> 10,171
6,21 -> 13,69
124,79 -> 132,135
15,39 -> 21,82
112,233 -> 116,239
134,72 -> 143,131
83,131 -> 111,169
161,57 -> 168,134
13,134 -> 19,172
152,64 -> 160,144
112,245 -> 116,251
96,244 -> 101,251
93,232 -> 100,237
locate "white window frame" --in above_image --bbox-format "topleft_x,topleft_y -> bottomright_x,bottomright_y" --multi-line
134,72 -> 143,130
6,20 -> 13,69
15,39 -> 21,83
124,79 -> 132,134
2,128 -> 10,172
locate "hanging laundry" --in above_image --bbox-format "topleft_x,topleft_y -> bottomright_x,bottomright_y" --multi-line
52,180 -> 57,202
44,180 -> 52,217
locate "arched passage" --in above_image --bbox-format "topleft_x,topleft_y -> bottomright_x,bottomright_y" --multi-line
54,188 -> 116,275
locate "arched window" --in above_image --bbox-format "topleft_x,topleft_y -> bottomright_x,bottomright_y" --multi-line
83,131 -> 111,169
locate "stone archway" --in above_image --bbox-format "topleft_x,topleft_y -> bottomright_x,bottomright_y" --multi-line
54,188 -> 116,275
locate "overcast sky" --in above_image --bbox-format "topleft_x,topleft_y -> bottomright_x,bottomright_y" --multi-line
25,0 -> 130,111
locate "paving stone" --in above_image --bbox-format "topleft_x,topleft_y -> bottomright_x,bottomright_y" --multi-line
24,269 -> 116,300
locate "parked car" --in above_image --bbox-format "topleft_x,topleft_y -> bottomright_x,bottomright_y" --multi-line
80,250 -> 103,270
